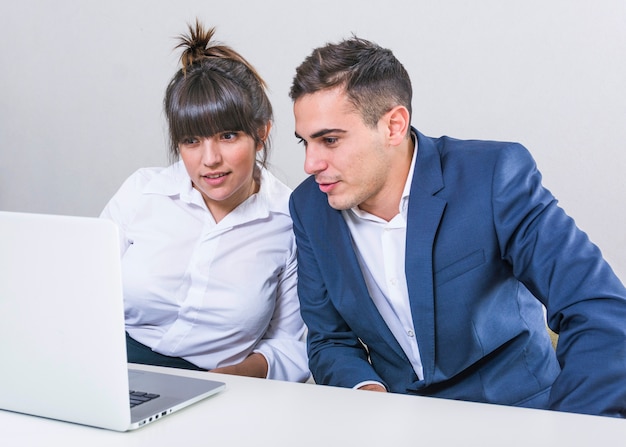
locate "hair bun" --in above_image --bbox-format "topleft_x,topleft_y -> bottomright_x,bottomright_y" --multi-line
176,19 -> 219,73
175,19 -> 266,87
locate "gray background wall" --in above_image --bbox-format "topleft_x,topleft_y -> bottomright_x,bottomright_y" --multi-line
1,0 -> 624,281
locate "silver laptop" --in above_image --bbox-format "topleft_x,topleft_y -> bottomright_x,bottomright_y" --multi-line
0,210 -> 225,431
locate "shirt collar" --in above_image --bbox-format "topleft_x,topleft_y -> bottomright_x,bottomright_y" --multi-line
141,160 -> 291,223
400,131 -> 419,216
142,160 -> 191,197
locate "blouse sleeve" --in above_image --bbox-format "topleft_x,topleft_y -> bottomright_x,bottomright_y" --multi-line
99,169 -> 151,256
253,236 -> 311,382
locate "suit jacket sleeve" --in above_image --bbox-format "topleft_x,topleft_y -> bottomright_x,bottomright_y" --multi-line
289,183 -> 387,388
492,143 -> 626,416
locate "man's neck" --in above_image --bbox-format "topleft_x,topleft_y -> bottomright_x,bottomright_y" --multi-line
358,136 -> 415,222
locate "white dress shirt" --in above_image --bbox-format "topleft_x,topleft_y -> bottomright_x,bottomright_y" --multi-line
342,137 -> 424,385
100,160 -> 309,382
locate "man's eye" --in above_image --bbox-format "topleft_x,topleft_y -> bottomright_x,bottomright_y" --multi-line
324,137 -> 338,145
297,138 -> 307,147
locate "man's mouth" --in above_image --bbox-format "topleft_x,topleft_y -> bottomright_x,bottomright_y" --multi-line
318,181 -> 338,194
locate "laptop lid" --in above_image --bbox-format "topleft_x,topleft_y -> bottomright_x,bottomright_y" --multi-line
0,211 -> 224,431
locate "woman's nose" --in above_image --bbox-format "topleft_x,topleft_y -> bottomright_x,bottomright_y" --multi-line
200,139 -> 222,167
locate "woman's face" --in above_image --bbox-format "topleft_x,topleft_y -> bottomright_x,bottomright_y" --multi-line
179,130 -> 262,222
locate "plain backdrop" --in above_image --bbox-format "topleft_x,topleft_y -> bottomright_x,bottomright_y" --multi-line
1,0 -> 624,281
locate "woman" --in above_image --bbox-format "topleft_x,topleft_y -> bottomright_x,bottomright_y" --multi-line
100,20 -> 309,382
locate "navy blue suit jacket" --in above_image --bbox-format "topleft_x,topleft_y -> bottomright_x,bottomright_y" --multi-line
289,129 -> 626,417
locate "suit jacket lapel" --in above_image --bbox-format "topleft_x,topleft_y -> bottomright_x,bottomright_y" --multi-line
319,204 -> 407,361
405,130 -> 446,384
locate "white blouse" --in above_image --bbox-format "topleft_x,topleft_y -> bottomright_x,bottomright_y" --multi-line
100,161 -> 310,382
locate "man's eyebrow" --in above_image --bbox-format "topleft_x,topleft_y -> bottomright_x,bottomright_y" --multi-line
295,129 -> 347,140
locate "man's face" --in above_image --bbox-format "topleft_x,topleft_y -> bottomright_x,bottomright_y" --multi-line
293,87 -> 393,214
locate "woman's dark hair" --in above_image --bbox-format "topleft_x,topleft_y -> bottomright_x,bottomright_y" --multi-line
164,20 -> 273,167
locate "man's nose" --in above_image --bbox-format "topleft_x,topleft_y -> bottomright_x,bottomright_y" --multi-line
303,146 -> 327,175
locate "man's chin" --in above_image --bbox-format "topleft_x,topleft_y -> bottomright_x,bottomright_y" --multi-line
327,195 -> 353,211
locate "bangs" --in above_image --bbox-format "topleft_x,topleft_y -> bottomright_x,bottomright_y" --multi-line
168,74 -> 253,144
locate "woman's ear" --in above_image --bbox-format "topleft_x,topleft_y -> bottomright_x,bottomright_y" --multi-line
257,122 -> 272,151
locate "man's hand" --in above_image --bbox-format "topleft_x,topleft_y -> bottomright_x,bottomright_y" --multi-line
358,383 -> 387,392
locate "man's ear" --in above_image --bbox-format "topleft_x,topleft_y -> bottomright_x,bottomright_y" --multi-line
385,106 -> 410,146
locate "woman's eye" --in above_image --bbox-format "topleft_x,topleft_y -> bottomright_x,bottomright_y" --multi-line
221,131 -> 238,141
181,137 -> 199,145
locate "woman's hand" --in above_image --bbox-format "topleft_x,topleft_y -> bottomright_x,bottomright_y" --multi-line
210,352 -> 268,378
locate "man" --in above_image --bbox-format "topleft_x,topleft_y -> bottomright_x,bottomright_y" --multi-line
288,36 -> 626,417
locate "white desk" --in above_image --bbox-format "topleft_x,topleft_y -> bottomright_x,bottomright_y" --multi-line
4,363 -> 625,446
